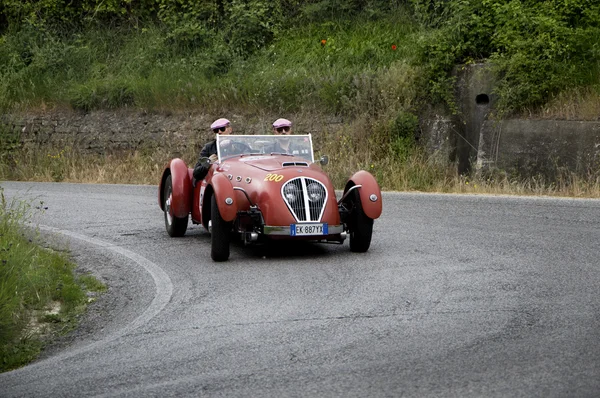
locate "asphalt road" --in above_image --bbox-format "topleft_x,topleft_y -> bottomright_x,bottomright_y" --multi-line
1,182 -> 599,397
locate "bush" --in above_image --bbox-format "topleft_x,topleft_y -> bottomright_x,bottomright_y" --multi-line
225,0 -> 281,57
410,0 -> 600,114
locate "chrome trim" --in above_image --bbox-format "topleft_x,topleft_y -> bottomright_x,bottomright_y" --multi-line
337,184 -> 362,204
281,177 -> 328,222
233,186 -> 255,206
263,224 -> 344,236
165,195 -> 173,225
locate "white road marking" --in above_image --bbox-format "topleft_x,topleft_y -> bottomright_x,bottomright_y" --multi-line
10,224 -> 174,372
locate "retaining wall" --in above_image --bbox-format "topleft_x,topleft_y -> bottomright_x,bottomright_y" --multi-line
3,108 -> 600,177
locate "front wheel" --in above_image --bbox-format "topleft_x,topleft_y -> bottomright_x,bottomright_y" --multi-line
211,194 -> 232,261
163,175 -> 189,237
348,190 -> 373,252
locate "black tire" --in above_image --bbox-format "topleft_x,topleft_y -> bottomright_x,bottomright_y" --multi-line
211,194 -> 232,261
163,175 -> 189,237
348,190 -> 373,253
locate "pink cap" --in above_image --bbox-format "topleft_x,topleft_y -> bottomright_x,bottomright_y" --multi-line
272,118 -> 292,128
211,118 -> 230,130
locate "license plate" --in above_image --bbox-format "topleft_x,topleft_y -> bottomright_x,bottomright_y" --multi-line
290,223 -> 328,236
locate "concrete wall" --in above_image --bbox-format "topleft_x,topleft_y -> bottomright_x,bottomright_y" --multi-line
1,110 -> 344,155
477,119 -> 600,176
3,79 -> 599,178
454,64 -> 497,173
418,63 -> 600,177
2,111 -> 211,154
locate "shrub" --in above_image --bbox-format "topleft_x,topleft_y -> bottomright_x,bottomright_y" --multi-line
410,0 -> 600,115
225,0 -> 281,57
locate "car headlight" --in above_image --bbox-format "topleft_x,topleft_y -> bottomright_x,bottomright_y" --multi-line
307,182 -> 323,202
283,184 -> 299,202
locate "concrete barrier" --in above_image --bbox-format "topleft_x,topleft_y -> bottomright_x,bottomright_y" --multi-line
477,119 -> 600,177
419,63 -> 600,177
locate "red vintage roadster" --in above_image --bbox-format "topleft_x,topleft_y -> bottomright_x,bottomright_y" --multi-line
158,134 -> 382,261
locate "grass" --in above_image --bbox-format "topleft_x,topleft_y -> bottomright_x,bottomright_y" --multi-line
1,132 -> 599,198
0,10 -> 423,116
0,187 -> 106,372
520,86 -> 600,121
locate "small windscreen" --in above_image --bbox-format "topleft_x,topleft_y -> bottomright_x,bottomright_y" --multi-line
216,134 -> 314,162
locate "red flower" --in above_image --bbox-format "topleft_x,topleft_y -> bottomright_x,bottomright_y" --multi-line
391,44 -> 397,51
321,39 -> 327,46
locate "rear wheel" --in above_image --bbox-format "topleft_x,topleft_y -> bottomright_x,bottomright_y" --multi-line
348,190 -> 373,252
211,194 -> 232,261
163,175 -> 188,237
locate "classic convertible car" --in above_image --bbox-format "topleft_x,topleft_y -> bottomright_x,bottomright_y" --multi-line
158,134 -> 382,261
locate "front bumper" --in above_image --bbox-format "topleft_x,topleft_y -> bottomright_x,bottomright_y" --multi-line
262,224 -> 344,236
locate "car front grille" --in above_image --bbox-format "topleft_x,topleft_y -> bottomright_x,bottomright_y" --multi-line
281,177 -> 327,222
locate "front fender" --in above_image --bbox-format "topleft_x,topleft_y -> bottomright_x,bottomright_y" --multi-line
345,170 -> 382,219
211,173 -> 238,222
159,158 -> 192,218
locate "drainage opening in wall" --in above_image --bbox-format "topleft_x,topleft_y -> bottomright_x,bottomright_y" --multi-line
476,94 -> 489,105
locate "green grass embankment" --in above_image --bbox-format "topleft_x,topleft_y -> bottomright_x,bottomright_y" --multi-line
0,188 -> 106,372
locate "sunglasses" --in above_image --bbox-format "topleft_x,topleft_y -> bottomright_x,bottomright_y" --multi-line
213,126 -> 227,133
276,126 -> 290,133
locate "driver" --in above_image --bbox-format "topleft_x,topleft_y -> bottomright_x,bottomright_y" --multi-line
270,118 -> 294,154
193,118 -> 231,181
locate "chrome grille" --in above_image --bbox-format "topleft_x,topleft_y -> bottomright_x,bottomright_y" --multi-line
281,177 -> 327,222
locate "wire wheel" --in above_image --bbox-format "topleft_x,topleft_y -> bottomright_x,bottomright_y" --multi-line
163,175 -> 188,237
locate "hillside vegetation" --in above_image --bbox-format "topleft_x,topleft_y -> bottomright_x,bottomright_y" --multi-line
1,0 -> 599,116
1,0 -> 599,195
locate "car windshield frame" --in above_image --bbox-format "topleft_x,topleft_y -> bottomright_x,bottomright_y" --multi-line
216,134 -> 315,163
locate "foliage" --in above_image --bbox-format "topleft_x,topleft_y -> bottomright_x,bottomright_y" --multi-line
225,0 -> 281,57
0,1 -> 599,115
410,0 -> 600,114
0,124 -> 21,173
0,0 -> 156,31
0,187 -> 105,371
0,7 -> 419,115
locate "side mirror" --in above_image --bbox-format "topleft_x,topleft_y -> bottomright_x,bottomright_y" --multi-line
319,155 -> 329,166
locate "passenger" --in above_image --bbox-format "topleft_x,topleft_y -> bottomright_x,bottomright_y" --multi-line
270,118 -> 294,154
193,118 -> 231,181
273,118 -> 293,136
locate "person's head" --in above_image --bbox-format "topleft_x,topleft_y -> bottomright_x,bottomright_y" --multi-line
272,118 -> 292,135
211,118 -> 232,135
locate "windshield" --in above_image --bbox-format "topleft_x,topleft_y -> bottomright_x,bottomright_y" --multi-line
216,134 -> 314,162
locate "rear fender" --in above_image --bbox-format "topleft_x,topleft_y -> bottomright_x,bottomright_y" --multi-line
345,170 -> 382,219
159,158 -> 192,218
210,173 -> 238,222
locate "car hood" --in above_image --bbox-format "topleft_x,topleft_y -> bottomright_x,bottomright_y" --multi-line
230,155 -> 313,172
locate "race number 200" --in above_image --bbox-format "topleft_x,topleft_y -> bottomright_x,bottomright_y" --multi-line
264,173 -> 284,182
